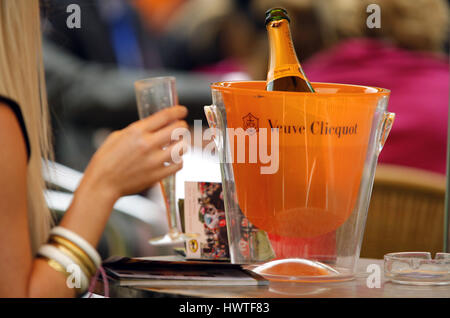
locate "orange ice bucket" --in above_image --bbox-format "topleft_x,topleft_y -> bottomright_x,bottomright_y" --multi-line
205,81 -> 394,281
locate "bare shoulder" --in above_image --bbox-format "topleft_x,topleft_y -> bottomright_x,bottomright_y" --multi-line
0,102 -> 27,182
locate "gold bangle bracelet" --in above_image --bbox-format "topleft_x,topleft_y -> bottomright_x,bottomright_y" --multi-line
50,235 -> 97,276
51,235 -> 97,274
39,256 -> 71,279
48,242 -> 94,279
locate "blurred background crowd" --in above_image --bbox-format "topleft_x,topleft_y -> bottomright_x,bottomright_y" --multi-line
40,0 -> 449,174
38,0 -> 449,257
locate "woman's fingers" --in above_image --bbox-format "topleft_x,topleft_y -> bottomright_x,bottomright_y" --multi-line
165,139 -> 188,164
150,162 -> 184,183
150,120 -> 189,148
92,107 -> 188,196
138,105 -> 188,132
145,140 -> 188,169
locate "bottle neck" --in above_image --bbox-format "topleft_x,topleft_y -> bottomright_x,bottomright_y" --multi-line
266,19 -> 305,83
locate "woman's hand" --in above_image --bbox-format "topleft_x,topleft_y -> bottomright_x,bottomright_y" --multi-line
80,105 -> 188,202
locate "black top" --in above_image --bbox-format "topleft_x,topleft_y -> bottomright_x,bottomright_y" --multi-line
0,96 -> 31,161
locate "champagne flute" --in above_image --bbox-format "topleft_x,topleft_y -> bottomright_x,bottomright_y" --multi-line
134,76 -> 192,245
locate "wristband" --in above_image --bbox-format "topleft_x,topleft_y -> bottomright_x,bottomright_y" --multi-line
38,244 -> 89,293
50,226 -> 101,268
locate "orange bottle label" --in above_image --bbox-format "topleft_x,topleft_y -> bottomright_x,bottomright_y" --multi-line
268,64 -> 306,82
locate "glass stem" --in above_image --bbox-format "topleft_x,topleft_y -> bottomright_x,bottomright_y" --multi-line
159,175 -> 180,236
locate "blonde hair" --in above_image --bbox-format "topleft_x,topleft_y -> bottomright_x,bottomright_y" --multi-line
0,0 -> 53,254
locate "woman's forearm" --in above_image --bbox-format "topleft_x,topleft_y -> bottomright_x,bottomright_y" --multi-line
24,175 -> 118,298
27,258 -> 76,298
58,171 -> 119,248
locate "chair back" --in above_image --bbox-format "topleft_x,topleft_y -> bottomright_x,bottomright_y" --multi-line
361,164 -> 446,259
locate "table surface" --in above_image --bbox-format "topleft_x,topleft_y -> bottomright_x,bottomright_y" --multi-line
95,257 -> 450,298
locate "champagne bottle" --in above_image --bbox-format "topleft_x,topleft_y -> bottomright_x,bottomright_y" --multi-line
265,8 -> 315,92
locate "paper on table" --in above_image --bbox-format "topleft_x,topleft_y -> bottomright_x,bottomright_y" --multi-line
102,256 -> 268,287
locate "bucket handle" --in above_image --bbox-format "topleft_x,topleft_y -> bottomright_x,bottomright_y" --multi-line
204,105 -> 217,129
377,112 -> 395,155
204,104 -> 223,149
204,105 -> 218,141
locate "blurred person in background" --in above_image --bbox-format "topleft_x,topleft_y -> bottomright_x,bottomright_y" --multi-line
151,0 -> 255,77
42,0 -> 219,170
301,0 -> 449,175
